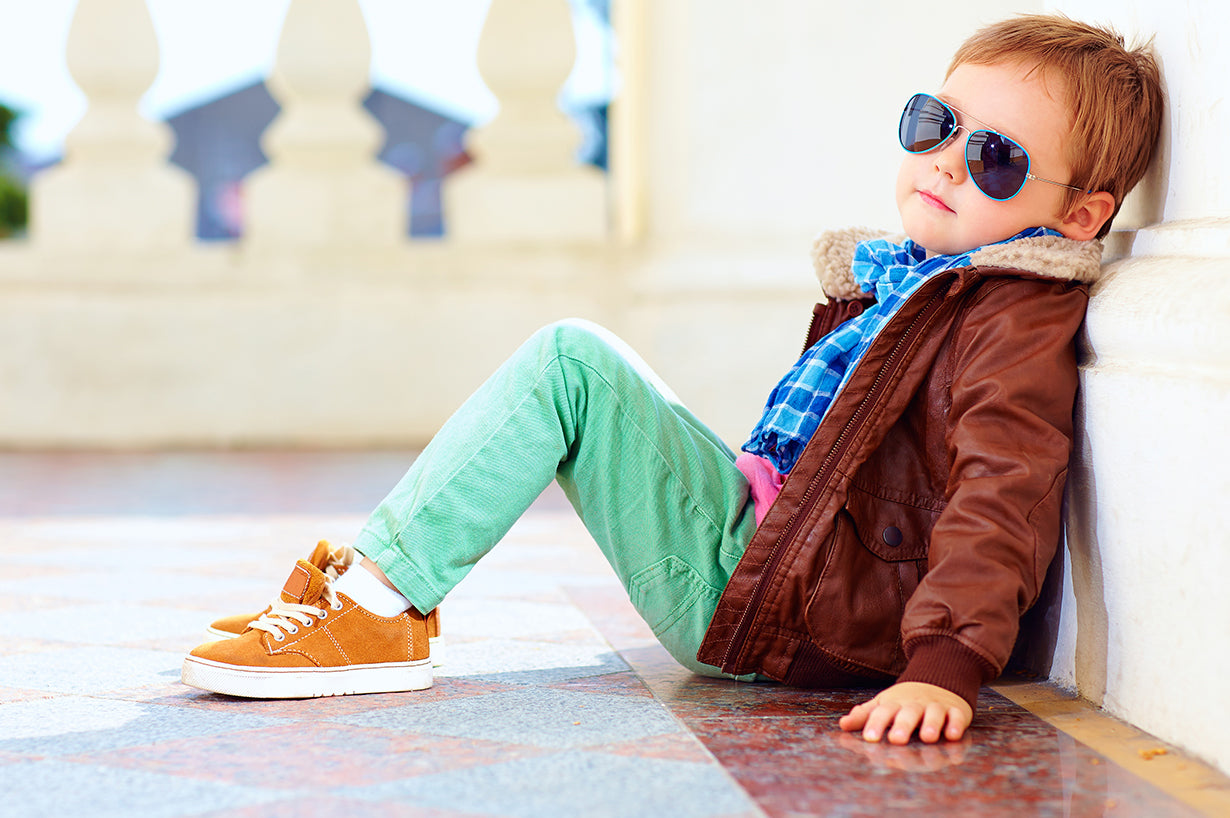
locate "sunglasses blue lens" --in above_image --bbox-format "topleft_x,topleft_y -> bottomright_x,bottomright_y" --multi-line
964,130 -> 1029,200
899,94 -> 954,153
898,94 -> 1030,200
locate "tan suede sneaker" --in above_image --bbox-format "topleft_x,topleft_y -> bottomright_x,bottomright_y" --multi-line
206,540 -> 445,666
182,556 -> 433,698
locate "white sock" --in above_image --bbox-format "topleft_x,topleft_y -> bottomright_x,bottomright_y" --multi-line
332,564 -> 413,617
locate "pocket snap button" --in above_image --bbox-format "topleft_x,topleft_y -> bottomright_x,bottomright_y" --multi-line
882,526 -> 904,547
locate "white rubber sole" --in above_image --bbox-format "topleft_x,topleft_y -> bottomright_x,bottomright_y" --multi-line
181,655 -> 433,699
205,628 -> 446,668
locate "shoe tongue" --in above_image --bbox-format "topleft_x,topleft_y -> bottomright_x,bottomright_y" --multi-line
279,558 -> 328,605
306,539 -> 334,570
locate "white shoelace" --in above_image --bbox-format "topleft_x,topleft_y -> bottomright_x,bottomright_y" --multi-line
250,576 -> 345,642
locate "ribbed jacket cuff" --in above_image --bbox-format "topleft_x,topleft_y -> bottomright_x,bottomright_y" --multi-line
897,636 -> 997,712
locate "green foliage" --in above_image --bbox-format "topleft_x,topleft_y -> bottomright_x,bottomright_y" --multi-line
0,101 -> 28,236
0,175 -> 27,237
0,104 -> 15,149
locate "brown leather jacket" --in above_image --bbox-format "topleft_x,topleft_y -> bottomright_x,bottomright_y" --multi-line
697,228 -> 1104,708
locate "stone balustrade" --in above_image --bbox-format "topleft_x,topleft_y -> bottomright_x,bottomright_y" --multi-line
22,0 -> 605,256
0,0 -> 620,447
29,0 -> 195,254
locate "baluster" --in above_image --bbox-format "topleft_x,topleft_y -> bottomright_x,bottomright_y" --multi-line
244,0 -> 405,252
445,0 -> 606,242
29,0 -> 193,253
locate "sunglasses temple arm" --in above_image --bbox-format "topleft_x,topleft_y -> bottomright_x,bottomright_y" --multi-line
1027,173 -> 1090,194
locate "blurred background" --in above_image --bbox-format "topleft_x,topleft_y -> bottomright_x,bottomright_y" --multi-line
0,0 -> 615,240
0,0 -> 1227,779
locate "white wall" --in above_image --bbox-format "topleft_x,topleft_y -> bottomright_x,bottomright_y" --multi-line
1045,0 -> 1230,775
638,0 -> 1037,244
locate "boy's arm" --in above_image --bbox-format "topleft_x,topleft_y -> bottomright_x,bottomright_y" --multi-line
851,278 -> 1089,741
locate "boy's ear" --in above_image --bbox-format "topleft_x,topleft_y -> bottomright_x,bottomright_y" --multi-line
1059,191 -> 1116,241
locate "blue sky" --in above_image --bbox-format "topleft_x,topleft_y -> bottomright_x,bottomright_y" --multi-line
0,0 -> 614,162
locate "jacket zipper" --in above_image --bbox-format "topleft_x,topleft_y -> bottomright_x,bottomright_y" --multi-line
801,304 -> 824,356
721,277 -> 954,674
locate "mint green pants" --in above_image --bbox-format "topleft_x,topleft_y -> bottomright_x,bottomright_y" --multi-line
354,319 -> 758,677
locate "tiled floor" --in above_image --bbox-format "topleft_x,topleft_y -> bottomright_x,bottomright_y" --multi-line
1,451 -> 1226,817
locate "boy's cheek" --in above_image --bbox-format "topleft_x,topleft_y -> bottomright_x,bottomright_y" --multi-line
894,159 -> 917,204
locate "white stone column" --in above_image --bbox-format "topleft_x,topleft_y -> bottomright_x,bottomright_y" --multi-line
1045,0 -> 1230,775
444,0 -> 606,243
28,0 -> 194,253
243,0 -> 405,253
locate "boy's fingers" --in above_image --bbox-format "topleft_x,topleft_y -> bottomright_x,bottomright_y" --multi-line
918,702 -> 949,744
887,704 -> 924,745
944,706 -> 972,741
861,701 -> 900,742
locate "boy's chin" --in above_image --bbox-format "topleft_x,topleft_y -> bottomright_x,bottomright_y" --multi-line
899,215 -> 970,257
902,231 -> 975,257
901,221 -> 1005,257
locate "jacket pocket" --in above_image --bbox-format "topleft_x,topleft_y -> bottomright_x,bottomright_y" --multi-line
803,484 -> 941,675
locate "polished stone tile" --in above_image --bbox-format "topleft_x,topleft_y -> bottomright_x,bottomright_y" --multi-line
1,454 -> 1222,818
678,700 -> 1204,817
436,597 -> 601,639
194,796 -> 503,818
0,696 -> 285,757
0,759 -> 285,818
85,722 -> 549,789
0,645 -> 182,695
642,673 -> 864,720
347,752 -> 760,818
0,565 -> 271,606
546,670 -> 655,698
338,687 -> 683,750
433,638 -> 629,684
570,588 -> 1214,817
0,602 -> 219,645
592,731 -> 716,764
0,685 -> 55,704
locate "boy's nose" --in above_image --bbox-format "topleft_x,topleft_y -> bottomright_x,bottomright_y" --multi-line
933,128 -> 969,183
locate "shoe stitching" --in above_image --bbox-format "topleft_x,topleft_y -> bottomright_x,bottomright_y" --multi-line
320,604 -> 352,664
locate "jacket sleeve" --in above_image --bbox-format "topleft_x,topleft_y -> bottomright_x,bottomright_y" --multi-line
895,278 -> 1088,708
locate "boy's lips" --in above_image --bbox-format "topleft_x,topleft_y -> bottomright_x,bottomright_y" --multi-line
919,190 -> 955,213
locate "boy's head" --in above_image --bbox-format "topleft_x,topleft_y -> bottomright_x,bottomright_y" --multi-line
895,15 -> 1163,255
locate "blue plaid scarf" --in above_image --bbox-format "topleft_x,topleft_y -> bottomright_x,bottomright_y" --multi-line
743,227 -> 1062,474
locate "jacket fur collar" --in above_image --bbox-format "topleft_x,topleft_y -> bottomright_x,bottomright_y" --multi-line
811,226 -> 1104,301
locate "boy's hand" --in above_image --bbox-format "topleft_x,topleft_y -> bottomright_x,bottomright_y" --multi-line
838,682 -> 973,745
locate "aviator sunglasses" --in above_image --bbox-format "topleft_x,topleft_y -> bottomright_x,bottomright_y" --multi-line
899,92 -> 1088,201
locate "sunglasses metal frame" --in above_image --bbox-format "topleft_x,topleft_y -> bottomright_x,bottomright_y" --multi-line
899,93 -> 1088,201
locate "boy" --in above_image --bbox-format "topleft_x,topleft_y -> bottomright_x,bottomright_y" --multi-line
182,15 -> 1163,746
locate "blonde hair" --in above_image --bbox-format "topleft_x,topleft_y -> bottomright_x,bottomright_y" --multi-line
948,15 -> 1164,238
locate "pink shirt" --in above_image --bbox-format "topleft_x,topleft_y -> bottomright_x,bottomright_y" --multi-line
735,452 -> 784,526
